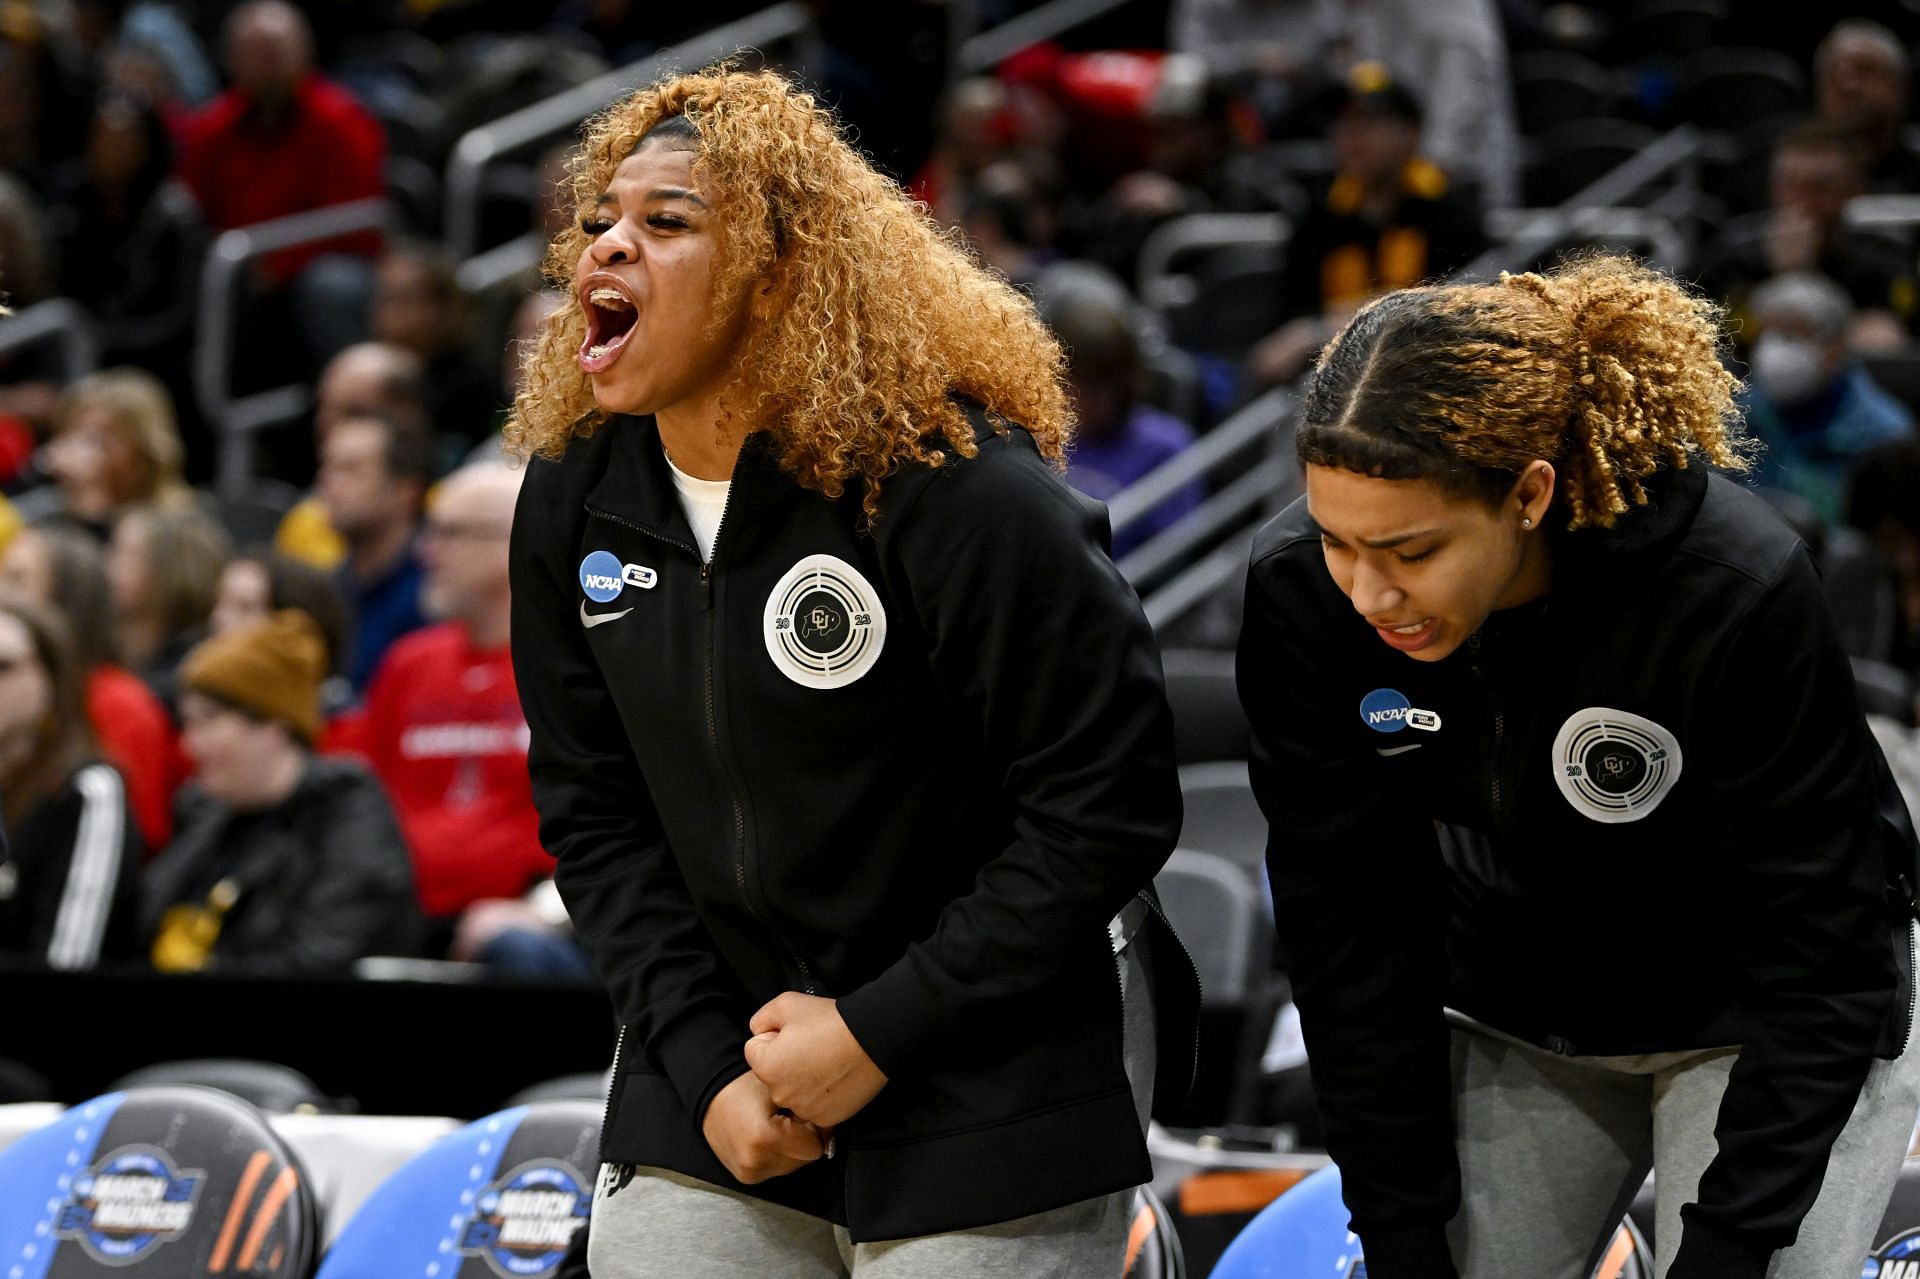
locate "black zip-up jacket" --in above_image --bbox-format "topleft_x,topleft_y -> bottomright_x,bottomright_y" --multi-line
510,409 -> 1200,1241
1238,467 -> 1919,1279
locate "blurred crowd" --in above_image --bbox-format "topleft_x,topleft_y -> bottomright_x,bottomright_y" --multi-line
3,0 -> 1920,988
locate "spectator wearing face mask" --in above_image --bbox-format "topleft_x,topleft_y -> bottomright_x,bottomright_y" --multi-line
1742,271 -> 1915,523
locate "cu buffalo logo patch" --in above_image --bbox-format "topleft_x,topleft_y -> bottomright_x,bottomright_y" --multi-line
1552,707 -> 1683,824
763,554 -> 887,689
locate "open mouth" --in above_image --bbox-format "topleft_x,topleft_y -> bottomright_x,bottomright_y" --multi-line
578,282 -> 638,373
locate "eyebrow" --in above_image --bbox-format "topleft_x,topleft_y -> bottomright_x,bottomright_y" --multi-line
1317,525 -> 1445,549
596,187 -> 709,208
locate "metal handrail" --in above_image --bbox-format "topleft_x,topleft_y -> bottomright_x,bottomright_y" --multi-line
1480,205 -> 1689,274
1462,125 -> 1706,279
1117,453 -> 1291,587
1845,194 -> 1920,233
443,3 -> 820,261
1109,386 -> 1292,539
0,299 -> 100,382
194,197 -> 393,498
1135,212 -> 1290,313
956,0 -> 1135,73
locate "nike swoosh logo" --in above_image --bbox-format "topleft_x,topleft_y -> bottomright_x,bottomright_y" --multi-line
579,601 -> 635,629
1376,743 -> 1423,757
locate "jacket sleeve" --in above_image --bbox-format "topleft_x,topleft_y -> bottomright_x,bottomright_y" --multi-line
30,765 -> 138,971
509,458 -> 753,1127
1666,546 -> 1902,1279
833,434 -> 1182,1079
1237,541 -> 1460,1279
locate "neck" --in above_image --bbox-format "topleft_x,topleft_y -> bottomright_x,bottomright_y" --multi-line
247,746 -> 306,811
348,520 -> 413,581
462,599 -> 512,652
1493,530 -> 1554,611
656,393 -> 748,481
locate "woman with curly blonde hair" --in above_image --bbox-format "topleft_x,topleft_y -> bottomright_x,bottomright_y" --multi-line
507,67 -> 1197,1277
1238,253 -> 1920,1279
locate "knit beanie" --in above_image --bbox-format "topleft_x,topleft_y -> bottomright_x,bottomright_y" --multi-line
181,609 -> 327,743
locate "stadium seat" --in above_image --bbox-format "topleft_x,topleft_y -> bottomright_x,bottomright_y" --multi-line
109,1059 -> 338,1116
1524,120 -> 1662,207
504,1072 -> 609,1107
1163,649 -> 1249,765
1514,51 -> 1625,136
1864,1157 -> 1920,1266
0,1086 -> 319,1276
1674,48 -> 1808,132
1622,0 -> 1730,63
1176,762 -> 1267,886
1125,1184 -> 1186,1277
1210,1165 -> 1652,1278
315,1100 -> 601,1279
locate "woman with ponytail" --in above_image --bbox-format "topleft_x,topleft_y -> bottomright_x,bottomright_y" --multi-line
1239,253 -> 1920,1278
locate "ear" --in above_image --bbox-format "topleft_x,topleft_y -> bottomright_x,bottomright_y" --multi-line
749,265 -> 790,324
1511,459 -> 1556,530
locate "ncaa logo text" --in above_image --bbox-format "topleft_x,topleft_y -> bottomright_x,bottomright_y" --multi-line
459,1159 -> 591,1278
56,1146 -> 203,1264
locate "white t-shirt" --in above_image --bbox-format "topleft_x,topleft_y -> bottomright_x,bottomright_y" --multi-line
665,454 -> 732,563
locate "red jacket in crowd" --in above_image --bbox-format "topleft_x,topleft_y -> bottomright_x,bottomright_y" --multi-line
360,623 -> 550,919
177,73 -> 386,286
86,665 -> 185,855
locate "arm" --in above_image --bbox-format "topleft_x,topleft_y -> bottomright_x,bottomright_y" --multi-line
1666,548 -> 1903,1278
30,766 -> 136,971
1237,542 -> 1459,1279
832,431 -> 1183,1079
508,459 -> 755,1130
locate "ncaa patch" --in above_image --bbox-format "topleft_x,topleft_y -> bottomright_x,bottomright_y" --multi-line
764,554 -> 887,689
1552,707 -> 1683,824
1359,688 -> 1441,734
577,550 -> 625,603
458,1158 -> 590,1278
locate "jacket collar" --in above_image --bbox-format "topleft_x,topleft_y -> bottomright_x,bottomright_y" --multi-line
583,415 -> 783,551
1551,463 -> 1709,576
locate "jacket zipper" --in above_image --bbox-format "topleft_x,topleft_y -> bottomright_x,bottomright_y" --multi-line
1140,891 -> 1204,1101
1467,634 -> 1503,823
600,1023 -> 626,1154
585,502 -> 817,992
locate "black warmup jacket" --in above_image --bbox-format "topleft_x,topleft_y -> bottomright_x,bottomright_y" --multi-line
1238,467 -> 1919,1279
510,408 -> 1200,1241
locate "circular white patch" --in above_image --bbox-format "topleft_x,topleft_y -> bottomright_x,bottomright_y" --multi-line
763,554 -> 888,689
1552,707 -> 1683,824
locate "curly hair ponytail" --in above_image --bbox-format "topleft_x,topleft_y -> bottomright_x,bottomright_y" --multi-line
1296,253 -> 1748,529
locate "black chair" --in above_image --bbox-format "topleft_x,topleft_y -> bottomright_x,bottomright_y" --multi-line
1823,526 -> 1900,661
1125,1184 -> 1187,1277
1524,119 -> 1662,207
109,1058 -> 341,1115
318,1100 -> 601,1279
1863,350 -> 1920,416
1163,648 -> 1249,765
1622,0 -> 1730,63
505,1071 -> 609,1107
1674,48 -> 1808,133
1176,762 -> 1267,886
1171,245 -> 1285,362
1855,657 -> 1918,726
0,1085 -> 320,1275
1514,51 -> 1624,136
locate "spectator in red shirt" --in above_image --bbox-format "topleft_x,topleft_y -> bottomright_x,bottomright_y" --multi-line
178,0 -> 384,283
1,524 -> 186,856
176,1 -> 384,373
361,462 -> 550,942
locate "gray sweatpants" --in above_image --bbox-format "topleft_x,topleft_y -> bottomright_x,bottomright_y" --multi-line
1446,951 -> 1920,1278
589,917 -> 1157,1278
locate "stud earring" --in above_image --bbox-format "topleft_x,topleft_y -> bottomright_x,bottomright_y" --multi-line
1521,517 -> 1533,529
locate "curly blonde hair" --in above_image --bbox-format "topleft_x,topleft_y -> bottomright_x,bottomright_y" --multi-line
1296,253 -> 1748,529
505,67 -> 1071,519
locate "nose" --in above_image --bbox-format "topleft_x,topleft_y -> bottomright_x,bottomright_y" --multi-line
590,220 -> 637,266
1347,557 -> 1406,620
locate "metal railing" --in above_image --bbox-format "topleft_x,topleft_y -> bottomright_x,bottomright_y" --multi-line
443,3 -> 821,262
0,299 -> 100,383
1136,213 -> 1289,315
1111,388 -> 1298,632
1480,205 -> 1690,275
195,197 -> 394,498
1462,125 -> 1707,279
955,0 -> 1135,74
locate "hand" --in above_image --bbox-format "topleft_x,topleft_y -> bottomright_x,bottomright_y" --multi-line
448,898 -> 552,961
700,1071 -> 827,1185
744,992 -> 889,1128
